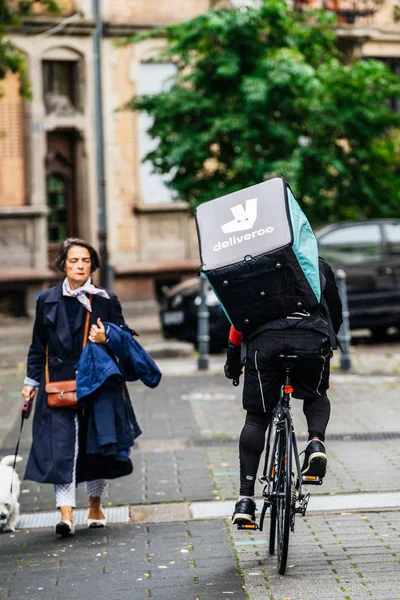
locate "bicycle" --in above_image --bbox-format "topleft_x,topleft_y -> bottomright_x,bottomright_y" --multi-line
235,353 -> 323,575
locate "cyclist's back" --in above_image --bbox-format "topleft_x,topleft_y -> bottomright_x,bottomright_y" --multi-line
225,257 -> 342,525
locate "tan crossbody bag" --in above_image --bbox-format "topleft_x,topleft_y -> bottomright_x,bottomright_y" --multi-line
45,295 -> 92,409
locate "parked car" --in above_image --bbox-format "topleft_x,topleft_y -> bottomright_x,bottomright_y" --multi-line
317,219 -> 400,339
160,219 -> 400,348
160,278 -> 230,352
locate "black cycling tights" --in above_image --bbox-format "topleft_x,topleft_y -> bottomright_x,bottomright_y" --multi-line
239,394 -> 331,496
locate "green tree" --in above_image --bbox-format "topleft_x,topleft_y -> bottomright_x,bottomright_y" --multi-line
125,0 -> 400,224
0,0 -> 58,97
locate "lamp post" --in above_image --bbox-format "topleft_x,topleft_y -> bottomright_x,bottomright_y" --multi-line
336,269 -> 351,371
197,273 -> 210,370
92,0 -> 113,289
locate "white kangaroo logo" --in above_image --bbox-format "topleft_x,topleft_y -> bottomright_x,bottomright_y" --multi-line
221,198 -> 258,234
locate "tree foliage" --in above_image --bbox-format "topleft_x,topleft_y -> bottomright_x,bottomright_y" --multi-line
0,0 -> 59,97
125,0 -> 400,224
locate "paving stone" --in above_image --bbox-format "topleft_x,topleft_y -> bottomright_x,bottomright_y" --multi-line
4,375 -> 400,512
0,521 -> 246,600
3,355 -> 400,600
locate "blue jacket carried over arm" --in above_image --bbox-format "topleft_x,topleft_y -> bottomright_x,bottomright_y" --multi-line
76,322 -> 162,399
76,323 -> 161,457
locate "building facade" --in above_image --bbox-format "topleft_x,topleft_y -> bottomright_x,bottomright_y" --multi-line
0,0 -> 399,315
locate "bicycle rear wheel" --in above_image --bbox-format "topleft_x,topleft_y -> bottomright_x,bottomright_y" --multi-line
276,418 -> 292,575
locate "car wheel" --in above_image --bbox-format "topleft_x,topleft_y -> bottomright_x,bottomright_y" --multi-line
369,326 -> 389,342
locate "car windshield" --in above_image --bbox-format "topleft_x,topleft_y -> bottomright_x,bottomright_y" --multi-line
318,224 -> 381,264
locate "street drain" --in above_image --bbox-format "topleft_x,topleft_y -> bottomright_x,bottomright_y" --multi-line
14,506 -> 129,529
192,431 -> 400,446
328,431 -> 400,441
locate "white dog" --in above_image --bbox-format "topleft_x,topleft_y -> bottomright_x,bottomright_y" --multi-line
0,455 -> 22,532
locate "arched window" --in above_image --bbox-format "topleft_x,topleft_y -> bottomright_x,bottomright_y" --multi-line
42,46 -> 84,115
46,174 -> 67,242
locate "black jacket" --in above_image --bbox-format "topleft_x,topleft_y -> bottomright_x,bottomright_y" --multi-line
243,257 -> 342,343
224,257 -> 343,379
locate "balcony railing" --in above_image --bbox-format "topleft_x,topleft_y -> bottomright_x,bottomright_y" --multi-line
294,0 -> 385,24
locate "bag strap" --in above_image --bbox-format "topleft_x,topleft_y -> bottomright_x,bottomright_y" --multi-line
45,295 -> 92,385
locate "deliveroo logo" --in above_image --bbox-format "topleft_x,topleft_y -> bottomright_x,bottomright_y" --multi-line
221,198 -> 258,234
213,196 -> 274,252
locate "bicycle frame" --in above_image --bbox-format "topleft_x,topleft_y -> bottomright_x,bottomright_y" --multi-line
258,364 -> 310,533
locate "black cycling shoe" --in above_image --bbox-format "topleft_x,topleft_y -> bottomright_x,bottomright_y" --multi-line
232,498 -> 256,525
301,440 -> 327,479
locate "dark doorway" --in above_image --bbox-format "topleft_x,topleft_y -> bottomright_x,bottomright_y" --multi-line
46,130 -> 78,266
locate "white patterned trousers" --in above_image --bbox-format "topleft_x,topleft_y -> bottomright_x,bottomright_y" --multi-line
54,414 -> 106,508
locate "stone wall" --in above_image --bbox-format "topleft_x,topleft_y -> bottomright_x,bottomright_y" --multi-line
1,0 -> 398,312
103,36 -> 201,302
106,0 -> 211,24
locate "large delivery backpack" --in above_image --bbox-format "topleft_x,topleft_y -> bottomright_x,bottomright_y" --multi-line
195,177 -> 321,333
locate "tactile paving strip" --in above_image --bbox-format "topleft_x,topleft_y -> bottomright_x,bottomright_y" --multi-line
14,506 -> 130,529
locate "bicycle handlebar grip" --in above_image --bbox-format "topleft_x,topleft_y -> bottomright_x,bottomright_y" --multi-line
232,378 -> 240,387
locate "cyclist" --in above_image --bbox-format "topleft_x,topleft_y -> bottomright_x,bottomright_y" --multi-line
225,257 -> 343,525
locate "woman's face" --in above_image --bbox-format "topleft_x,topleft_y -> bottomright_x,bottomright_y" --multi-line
64,245 -> 92,289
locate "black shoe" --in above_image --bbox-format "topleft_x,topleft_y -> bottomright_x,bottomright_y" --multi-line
301,440 -> 327,478
55,521 -> 75,537
232,498 -> 256,525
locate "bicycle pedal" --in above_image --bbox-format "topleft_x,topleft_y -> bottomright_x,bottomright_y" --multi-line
302,475 -> 323,485
237,522 -> 259,530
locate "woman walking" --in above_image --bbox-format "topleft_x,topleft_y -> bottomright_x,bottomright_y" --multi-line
21,238 -> 144,537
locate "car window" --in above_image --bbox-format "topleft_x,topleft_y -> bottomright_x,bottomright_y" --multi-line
384,223 -> 400,254
318,224 -> 382,265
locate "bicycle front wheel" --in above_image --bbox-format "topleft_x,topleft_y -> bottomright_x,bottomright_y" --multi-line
276,418 -> 292,575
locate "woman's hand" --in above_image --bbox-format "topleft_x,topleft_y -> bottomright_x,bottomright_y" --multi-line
89,318 -> 107,344
22,385 -> 37,401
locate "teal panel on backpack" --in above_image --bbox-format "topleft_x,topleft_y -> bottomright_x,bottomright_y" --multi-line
287,189 -> 321,302
204,272 -> 233,325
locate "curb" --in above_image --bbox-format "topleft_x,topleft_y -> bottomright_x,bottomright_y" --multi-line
10,491 -> 400,530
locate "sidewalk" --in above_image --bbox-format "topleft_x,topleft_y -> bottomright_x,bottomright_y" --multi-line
1,510 -> 399,600
1,316 -> 400,599
1,367 -> 400,599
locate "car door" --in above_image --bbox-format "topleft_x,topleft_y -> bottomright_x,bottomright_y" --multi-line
382,221 -> 400,289
317,223 -> 384,294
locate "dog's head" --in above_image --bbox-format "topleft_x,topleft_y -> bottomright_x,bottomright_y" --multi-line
0,501 -> 11,521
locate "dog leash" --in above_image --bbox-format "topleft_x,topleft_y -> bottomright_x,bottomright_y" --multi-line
10,416 -> 25,494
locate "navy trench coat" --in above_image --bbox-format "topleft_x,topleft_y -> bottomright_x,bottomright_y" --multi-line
24,281 -> 141,485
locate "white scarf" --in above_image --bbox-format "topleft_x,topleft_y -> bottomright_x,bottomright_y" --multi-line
62,277 -> 110,312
